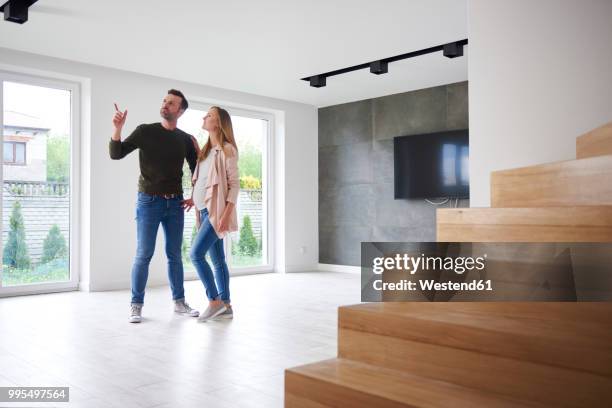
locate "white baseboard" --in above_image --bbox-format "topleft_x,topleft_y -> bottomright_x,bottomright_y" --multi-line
317,263 -> 361,274
87,275 -> 179,292
85,271 -> 268,292
284,264 -> 319,273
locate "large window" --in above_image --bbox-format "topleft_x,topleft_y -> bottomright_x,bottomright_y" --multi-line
178,105 -> 272,274
0,74 -> 79,296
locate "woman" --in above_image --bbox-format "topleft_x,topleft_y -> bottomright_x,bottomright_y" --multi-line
185,106 -> 239,322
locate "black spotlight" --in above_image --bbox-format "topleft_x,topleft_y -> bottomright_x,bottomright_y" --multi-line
443,42 -> 464,58
1,0 -> 39,24
369,60 -> 388,75
309,75 -> 327,88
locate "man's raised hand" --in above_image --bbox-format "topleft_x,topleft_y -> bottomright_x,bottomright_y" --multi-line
113,103 -> 128,130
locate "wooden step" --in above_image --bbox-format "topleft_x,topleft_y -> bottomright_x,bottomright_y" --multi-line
338,303 -> 612,377
339,324 -> 612,407
491,155 -> 612,207
436,207 -> 612,242
285,358 -> 548,408
577,121 -> 612,159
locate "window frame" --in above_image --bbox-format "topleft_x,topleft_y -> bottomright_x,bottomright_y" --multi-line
0,70 -> 81,297
3,141 -> 27,165
181,102 -> 275,276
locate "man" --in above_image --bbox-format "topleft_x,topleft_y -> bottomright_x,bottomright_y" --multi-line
110,89 -> 199,323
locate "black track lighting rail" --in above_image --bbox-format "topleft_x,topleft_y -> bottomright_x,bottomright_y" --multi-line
302,38 -> 468,88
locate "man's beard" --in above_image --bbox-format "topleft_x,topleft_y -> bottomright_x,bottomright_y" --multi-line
160,110 -> 175,120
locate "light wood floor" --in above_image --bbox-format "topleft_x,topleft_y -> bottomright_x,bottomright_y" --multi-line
0,272 -> 360,408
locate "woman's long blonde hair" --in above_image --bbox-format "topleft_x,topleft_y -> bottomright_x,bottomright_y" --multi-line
198,106 -> 239,161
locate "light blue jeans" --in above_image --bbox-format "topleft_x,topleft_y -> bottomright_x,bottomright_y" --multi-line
131,192 -> 185,304
190,208 -> 231,303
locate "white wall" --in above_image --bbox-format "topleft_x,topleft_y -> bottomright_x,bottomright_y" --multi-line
0,47 -> 318,291
284,109 -> 318,272
468,0 -> 612,206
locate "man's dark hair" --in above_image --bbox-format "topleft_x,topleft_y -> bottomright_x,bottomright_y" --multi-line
168,89 -> 188,111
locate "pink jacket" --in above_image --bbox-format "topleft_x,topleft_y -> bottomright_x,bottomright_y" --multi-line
192,144 -> 239,238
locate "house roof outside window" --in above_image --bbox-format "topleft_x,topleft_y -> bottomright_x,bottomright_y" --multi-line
3,110 -> 51,134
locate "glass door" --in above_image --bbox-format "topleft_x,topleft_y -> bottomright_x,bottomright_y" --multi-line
0,73 -> 79,296
178,105 -> 272,274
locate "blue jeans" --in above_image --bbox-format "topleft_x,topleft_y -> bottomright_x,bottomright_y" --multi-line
131,192 -> 185,304
190,208 -> 231,303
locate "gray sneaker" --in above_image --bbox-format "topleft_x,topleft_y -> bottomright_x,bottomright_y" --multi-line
197,303 -> 227,322
215,305 -> 233,320
129,304 -> 143,323
174,300 -> 199,317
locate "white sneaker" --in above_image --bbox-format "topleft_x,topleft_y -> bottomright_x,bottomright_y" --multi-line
174,299 -> 199,317
215,305 -> 233,320
197,303 -> 227,322
129,304 -> 143,323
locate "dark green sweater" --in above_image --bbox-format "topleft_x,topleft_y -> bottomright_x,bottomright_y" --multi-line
109,123 -> 197,194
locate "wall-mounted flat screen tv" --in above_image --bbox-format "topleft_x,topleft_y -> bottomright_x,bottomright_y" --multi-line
394,129 -> 469,199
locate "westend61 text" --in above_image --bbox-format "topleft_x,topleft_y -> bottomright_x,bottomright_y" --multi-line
373,279 -> 493,291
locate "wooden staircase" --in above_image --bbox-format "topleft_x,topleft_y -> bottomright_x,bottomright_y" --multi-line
285,121 -> 612,407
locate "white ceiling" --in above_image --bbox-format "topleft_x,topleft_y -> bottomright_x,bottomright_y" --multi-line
0,0 -> 468,107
